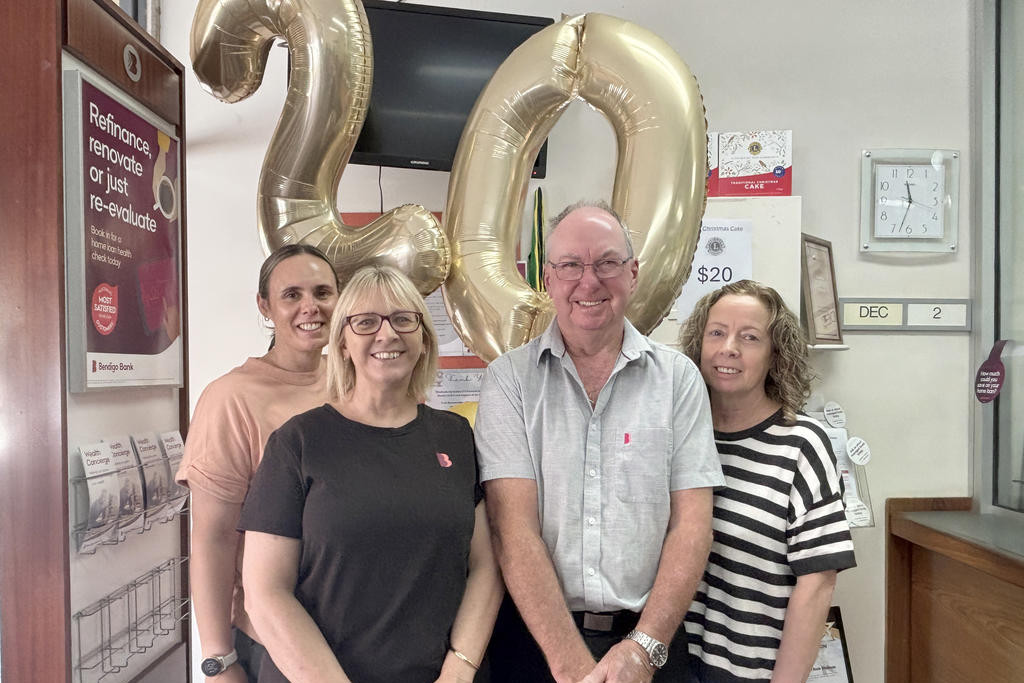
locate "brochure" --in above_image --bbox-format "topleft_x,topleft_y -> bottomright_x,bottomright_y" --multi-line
105,435 -> 145,538
77,441 -> 119,552
158,430 -> 189,520
132,432 -> 171,512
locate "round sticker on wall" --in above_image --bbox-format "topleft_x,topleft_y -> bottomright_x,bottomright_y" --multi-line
824,401 -> 847,428
847,436 -> 871,466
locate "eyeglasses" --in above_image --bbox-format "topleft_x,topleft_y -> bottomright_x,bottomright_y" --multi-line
547,257 -> 632,281
344,311 -> 423,335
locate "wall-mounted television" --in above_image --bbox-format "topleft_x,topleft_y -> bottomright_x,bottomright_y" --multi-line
350,1 -> 554,177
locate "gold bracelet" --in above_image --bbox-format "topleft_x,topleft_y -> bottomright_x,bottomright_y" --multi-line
450,648 -> 479,670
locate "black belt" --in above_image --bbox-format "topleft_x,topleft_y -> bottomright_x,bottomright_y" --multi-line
571,610 -> 640,635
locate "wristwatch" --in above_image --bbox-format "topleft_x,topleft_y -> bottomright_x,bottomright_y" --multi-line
625,629 -> 668,669
200,649 -> 238,676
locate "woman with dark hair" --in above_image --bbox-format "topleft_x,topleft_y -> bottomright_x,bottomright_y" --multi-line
239,264 -> 502,683
678,280 -> 856,683
176,244 -> 341,682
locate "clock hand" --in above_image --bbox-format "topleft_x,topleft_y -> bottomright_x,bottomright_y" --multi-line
898,203 -> 910,233
907,191 -> 940,210
904,181 -> 938,211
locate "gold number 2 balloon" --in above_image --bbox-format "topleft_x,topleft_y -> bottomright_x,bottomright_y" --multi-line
190,0 -> 449,294
444,14 -> 707,362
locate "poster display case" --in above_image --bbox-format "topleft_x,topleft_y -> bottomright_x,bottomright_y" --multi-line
63,61 -> 183,391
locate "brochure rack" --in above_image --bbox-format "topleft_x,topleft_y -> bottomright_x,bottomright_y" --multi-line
72,557 -> 189,682
71,462 -> 189,554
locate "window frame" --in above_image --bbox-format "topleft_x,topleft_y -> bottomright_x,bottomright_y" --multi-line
975,0 -> 1024,518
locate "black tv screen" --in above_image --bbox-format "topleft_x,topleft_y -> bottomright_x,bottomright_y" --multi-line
350,1 -> 554,177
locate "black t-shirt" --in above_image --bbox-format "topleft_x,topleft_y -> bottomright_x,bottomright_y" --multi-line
239,403 -> 482,683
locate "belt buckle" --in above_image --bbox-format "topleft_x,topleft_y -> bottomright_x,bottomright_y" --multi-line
582,612 -> 614,631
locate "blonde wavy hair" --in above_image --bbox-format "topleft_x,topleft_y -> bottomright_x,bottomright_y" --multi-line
678,280 -> 811,424
326,264 -> 438,402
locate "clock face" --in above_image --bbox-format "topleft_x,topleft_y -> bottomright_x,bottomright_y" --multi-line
874,163 -> 945,238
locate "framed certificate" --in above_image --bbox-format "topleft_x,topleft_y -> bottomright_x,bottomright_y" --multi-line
801,234 -> 843,345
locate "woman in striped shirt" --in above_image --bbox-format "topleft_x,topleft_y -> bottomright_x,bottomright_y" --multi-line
678,280 -> 856,682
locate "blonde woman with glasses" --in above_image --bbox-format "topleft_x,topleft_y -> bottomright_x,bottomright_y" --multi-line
238,264 -> 501,683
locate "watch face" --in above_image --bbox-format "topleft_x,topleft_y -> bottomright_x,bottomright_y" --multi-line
874,163 -> 945,239
651,642 -> 669,668
201,658 -> 223,676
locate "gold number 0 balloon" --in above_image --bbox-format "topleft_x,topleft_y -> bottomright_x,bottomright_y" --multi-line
444,14 -> 707,362
190,0 -> 449,293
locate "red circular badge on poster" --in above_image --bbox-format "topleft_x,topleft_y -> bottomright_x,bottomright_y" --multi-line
91,283 -> 119,335
975,340 -> 1007,404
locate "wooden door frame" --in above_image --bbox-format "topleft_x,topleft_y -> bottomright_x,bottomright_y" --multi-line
0,1 -> 72,680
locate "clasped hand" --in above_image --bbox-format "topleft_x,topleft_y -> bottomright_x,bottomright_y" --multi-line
577,640 -> 654,683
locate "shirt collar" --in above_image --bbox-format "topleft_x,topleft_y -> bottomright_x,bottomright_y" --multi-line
537,318 -> 653,364
620,319 -> 653,361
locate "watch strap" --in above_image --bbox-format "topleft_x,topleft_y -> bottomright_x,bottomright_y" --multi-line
219,649 -> 239,670
624,629 -> 667,668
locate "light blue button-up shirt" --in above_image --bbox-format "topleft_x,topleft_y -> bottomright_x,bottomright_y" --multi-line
476,320 -> 723,612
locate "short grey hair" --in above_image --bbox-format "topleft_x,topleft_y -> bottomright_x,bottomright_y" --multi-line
547,199 -> 635,259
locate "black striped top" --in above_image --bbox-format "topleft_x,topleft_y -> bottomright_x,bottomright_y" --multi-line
683,410 -> 857,682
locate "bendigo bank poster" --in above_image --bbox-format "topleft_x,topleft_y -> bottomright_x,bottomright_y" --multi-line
65,71 -> 182,390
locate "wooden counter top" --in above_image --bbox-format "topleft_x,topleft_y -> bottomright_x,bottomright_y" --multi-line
890,507 -> 1024,588
886,497 -> 1024,682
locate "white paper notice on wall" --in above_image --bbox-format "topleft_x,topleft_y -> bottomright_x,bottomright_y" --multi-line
426,289 -> 473,357
823,427 -> 860,503
671,218 -> 753,322
427,368 -> 484,410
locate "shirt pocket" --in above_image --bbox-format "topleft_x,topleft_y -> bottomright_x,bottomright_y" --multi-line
604,427 -> 671,504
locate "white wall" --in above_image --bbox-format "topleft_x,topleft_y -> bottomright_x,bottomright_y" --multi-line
161,2 -> 976,681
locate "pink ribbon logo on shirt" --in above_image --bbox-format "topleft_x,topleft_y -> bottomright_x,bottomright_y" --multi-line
436,452 -> 452,468
624,433 -> 631,445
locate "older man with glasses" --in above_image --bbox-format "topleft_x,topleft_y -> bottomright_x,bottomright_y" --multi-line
475,200 -> 724,683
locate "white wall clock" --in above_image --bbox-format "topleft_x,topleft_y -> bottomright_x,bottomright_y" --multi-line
859,149 -> 959,253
